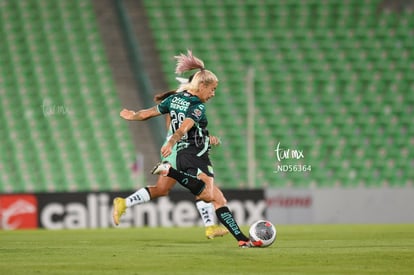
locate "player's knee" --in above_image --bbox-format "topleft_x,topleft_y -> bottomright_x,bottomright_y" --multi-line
198,190 -> 212,202
205,189 -> 227,208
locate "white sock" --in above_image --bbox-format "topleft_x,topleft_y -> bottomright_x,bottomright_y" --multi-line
196,200 -> 216,227
126,188 -> 151,207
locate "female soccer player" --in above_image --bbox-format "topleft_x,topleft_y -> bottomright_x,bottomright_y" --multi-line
113,77 -> 228,239
118,50 -> 259,248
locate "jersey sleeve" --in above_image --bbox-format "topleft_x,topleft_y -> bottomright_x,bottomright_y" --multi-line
186,103 -> 206,123
157,96 -> 171,114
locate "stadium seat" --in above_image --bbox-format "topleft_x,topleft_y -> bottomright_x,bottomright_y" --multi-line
0,0 -> 136,193
142,0 -> 413,188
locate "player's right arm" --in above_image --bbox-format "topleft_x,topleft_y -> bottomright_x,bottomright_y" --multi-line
120,106 -> 161,121
161,117 -> 194,158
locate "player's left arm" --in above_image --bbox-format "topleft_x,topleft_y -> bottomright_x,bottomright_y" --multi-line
120,106 -> 161,121
161,118 -> 194,157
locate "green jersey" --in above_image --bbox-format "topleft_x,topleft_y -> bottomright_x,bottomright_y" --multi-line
157,91 -> 210,156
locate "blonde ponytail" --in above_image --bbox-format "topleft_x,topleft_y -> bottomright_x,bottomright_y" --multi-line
174,50 -> 218,92
174,49 -> 205,74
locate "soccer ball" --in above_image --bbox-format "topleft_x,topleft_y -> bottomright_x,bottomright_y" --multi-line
249,220 -> 277,247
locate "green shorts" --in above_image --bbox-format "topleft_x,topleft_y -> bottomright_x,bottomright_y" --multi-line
161,143 -> 177,169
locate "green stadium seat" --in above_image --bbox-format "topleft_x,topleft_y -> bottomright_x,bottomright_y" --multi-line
0,0 -> 136,193
137,0 -> 414,189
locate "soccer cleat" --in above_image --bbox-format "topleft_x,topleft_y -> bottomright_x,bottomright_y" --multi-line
112,197 -> 127,226
238,240 -> 251,248
151,161 -> 171,176
238,240 -> 263,248
205,225 -> 229,239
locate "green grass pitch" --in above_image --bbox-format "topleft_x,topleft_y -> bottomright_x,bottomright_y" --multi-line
1,224 -> 413,275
